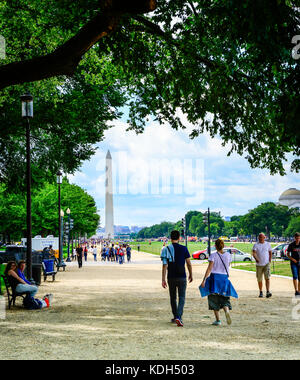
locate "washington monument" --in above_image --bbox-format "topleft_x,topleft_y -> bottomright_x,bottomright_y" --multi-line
105,150 -> 114,239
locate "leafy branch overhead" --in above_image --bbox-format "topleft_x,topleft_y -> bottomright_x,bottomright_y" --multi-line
0,0 -> 299,187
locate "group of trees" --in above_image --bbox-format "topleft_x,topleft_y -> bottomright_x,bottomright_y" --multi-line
0,179 -> 100,242
0,2 -> 299,242
137,203 -> 300,239
0,0 -> 299,195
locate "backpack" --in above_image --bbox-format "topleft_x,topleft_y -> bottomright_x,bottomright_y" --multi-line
23,294 -> 43,310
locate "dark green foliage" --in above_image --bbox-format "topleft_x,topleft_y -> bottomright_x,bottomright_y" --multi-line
0,0 -> 299,192
0,179 -> 100,241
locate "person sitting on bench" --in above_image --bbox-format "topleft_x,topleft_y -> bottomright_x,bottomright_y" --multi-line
4,261 -> 38,298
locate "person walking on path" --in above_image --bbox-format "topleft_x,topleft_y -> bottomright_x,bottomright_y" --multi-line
252,233 -> 273,298
84,246 -> 88,262
115,246 -> 119,263
119,246 -> 125,265
126,245 -> 132,263
92,245 -> 98,262
200,239 -> 238,326
287,232 -> 300,296
76,245 -> 83,268
161,230 -> 193,327
72,247 -> 77,261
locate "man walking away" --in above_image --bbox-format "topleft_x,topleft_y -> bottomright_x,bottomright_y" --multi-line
126,245 -> 132,263
92,245 -> 98,262
76,245 -> 83,268
252,233 -> 273,298
161,230 -> 193,327
84,246 -> 88,262
287,232 -> 300,297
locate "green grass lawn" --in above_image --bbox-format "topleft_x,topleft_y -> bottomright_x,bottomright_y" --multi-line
233,260 -> 292,277
130,241 -> 278,256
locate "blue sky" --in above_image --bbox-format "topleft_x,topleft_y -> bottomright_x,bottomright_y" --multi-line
68,113 -> 299,228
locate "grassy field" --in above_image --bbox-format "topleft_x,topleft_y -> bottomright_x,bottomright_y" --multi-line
130,241 -> 278,256
234,260 -> 292,277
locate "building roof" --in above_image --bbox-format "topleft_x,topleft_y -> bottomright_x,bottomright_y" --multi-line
106,150 -> 112,159
279,188 -> 300,200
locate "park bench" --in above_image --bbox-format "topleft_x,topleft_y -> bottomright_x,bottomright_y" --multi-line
54,258 -> 66,272
42,260 -> 57,282
0,274 -> 29,310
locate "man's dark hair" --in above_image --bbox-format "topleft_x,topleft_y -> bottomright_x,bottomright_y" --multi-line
170,230 -> 180,241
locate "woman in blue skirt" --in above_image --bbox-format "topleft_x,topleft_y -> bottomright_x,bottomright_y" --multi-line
200,239 -> 238,326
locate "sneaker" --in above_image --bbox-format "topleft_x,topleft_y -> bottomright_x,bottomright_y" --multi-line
212,320 -> 221,326
295,292 -> 300,297
266,291 -> 272,299
259,292 -> 264,298
171,318 -> 176,324
225,311 -> 232,325
175,318 -> 184,327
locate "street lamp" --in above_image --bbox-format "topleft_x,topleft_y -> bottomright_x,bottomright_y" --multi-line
57,171 -> 63,268
59,209 -> 66,269
203,208 -> 211,256
66,208 -> 71,262
21,92 -> 34,283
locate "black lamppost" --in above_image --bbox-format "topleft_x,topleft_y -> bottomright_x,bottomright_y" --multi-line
181,216 -> 188,247
61,209 -> 64,263
203,208 -> 211,256
66,208 -> 71,262
21,92 -> 34,282
57,171 -> 63,266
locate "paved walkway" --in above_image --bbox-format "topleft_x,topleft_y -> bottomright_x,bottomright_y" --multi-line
0,250 -> 299,360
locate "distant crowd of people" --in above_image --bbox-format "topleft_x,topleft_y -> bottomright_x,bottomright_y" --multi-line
101,243 -> 132,264
72,241 -> 132,268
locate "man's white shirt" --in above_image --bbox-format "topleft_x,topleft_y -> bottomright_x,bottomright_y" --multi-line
253,242 -> 272,266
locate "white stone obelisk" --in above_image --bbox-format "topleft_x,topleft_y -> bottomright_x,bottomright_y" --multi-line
105,150 -> 114,239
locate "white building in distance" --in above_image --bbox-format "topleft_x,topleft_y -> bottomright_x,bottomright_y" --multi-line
278,188 -> 300,209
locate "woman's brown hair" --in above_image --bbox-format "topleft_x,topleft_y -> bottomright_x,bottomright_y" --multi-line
215,239 -> 225,252
4,261 -> 17,277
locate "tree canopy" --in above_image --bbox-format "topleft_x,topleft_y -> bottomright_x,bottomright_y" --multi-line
136,203 -> 299,239
0,179 -> 100,241
0,0 -> 299,191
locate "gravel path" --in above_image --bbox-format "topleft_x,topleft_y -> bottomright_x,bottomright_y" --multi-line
0,250 -> 299,360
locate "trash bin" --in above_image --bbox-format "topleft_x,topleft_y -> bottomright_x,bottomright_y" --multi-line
43,259 -> 54,273
32,264 -> 42,286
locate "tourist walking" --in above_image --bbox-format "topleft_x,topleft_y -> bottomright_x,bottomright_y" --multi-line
101,247 -> 106,261
72,247 -> 77,261
76,245 -> 83,268
109,245 -> 115,262
92,245 -> 98,262
115,246 -> 119,263
200,239 -> 238,326
287,232 -> 300,296
126,245 -> 132,263
161,230 -> 193,327
84,246 -> 88,262
252,233 -> 273,298
119,247 -> 125,264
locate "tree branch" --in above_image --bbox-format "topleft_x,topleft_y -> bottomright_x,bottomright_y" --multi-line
132,15 -> 257,95
0,0 -> 157,90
